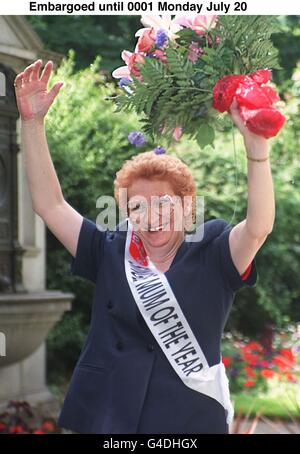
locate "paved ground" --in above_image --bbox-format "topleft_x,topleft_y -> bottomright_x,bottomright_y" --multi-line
254,420 -> 300,434
230,418 -> 300,434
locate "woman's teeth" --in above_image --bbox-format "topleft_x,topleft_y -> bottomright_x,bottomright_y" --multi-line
148,224 -> 166,232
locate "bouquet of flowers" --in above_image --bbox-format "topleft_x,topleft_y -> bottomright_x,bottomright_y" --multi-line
111,15 -> 286,149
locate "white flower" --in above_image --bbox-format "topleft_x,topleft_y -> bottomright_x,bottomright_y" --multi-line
135,15 -> 183,42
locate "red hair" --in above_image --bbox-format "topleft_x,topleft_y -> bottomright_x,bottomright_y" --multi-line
114,150 -> 197,225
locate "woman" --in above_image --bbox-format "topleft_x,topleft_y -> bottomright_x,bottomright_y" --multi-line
14,59 -> 274,434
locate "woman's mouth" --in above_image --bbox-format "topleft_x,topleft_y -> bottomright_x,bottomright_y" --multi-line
147,223 -> 168,233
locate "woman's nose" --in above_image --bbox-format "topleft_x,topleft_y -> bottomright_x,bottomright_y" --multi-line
147,209 -> 162,226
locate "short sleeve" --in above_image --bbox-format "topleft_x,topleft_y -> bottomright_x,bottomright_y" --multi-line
211,221 -> 258,293
70,217 -> 106,284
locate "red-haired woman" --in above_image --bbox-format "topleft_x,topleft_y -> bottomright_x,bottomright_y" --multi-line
14,59 -> 274,434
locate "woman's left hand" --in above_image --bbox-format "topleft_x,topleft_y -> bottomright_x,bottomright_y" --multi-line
229,98 -> 269,157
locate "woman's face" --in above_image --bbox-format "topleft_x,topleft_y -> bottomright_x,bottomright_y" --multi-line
127,178 -> 187,247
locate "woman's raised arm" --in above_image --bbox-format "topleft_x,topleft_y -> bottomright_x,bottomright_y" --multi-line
15,59 -> 83,257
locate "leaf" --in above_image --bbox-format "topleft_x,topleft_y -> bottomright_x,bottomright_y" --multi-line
196,123 -> 215,149
175,28 -> 199,40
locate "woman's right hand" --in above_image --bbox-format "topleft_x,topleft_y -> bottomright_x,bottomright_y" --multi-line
14,59 -> 64,122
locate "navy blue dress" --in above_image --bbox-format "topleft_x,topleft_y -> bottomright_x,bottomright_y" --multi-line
57,217 -> 257,434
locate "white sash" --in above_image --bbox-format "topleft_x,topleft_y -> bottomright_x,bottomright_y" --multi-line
124,217 -> 234,426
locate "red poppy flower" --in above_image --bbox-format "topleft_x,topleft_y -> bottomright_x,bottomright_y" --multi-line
235,76 -> 273,109
244,366 -> 256,378
279,349 -> 295,365
261,369 -> 275,379
41,420 -> 55,432
212,74 -> 245,112
243,342 -> 263,351
248,69 -> 272,85
9,425 -> 25,434
285,372 -> 297,383
244,380 -> 256,388
260,85 -> 280,104
238,106 -> 286,139
222,356 -> 232,368
260,360 -> 270,368
241,350 -> 260,366
272,355 -> 291,371
212,69 -> 286,138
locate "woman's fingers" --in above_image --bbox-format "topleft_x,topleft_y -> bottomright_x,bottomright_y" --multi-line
229,98 -> 247,134
14,59 -> 63,111
14,73 -> 24,90
231,111 -> 246,134
40,60 -> 53,85
31,59 -> 43,81
28,63 -> 38,82
230,98 -> 239,110
22,65 -> 33,84
47,81 -> 64,105
15,59 -> 50,88
229,108 -> 240,126
26,60 -> 40,82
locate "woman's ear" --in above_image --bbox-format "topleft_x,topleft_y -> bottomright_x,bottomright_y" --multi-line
183,196 -> 194,231
183,196 -> 193,218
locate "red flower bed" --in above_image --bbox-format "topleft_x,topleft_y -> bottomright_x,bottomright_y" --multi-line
0,401 -> 60,434
221,331 -> 299,393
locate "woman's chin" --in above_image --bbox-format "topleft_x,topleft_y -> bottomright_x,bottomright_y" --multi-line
143,229 -> 171,245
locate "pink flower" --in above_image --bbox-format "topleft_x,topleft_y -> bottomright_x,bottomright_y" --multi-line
188,41 -> 204,63
128,53 -> 145,78
152,49 -> 168,63
136,27 -> 157,53
172,125 -> 183,141
160,123 -> 183,141
112,50 -> 145,81
173,14 -> 218,36
112,50 -> 132,79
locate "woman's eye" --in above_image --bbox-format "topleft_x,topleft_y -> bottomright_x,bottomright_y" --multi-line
158,197 -> 170,207
130,203 -> 144,212
160,199 -> 168,206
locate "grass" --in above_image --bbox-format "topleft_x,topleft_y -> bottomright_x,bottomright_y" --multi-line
232,381 -> 300,420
